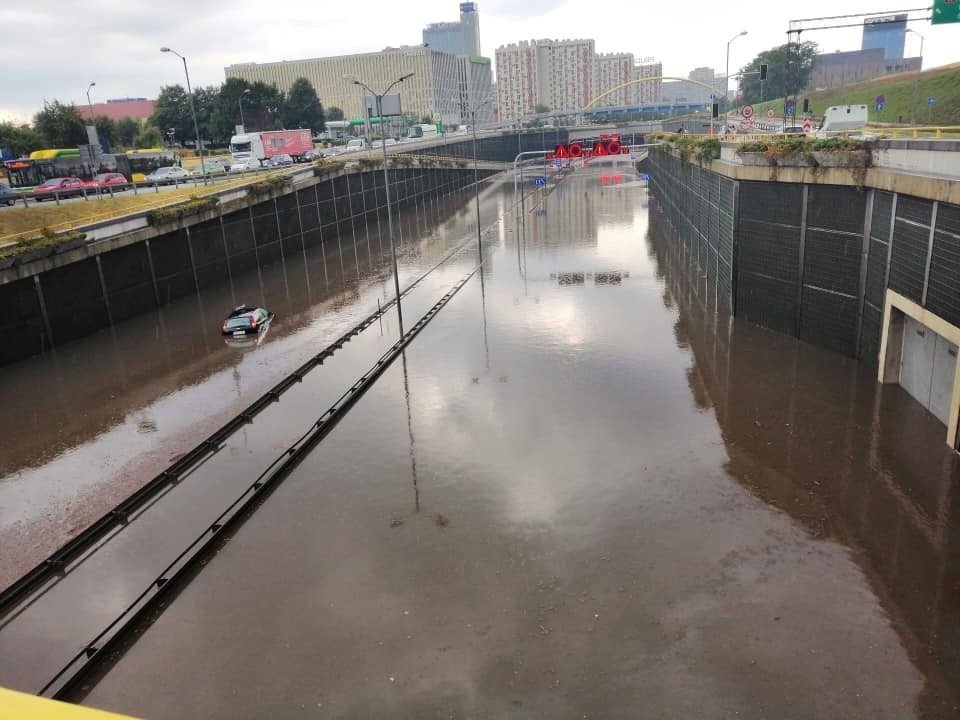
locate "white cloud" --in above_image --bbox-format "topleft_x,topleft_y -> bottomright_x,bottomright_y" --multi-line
0,0 -> 953,120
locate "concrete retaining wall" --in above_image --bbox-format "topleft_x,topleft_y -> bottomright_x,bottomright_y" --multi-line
0,166 -> 486,366
647,147 -> 960,366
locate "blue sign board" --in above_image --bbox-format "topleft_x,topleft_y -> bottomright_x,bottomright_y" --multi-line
785,99 -> 795,116
535,176 -> 547,187
927,96 -> 937,105
555,159 -> 563,168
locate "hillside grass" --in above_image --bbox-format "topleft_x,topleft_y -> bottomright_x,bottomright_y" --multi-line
749,63 -> 960,125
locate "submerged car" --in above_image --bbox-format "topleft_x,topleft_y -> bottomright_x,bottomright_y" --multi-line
221,305 -> 274,337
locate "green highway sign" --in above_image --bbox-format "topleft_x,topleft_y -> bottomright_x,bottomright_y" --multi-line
932,0 -> 960,25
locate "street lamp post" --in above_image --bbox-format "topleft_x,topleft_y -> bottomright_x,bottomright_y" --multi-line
239,88 -> 251,130
470,99 -> 491,259
160,47 -> 207,183
349,73 -> 414,331
907,29 -> 924,125
725,30 -> 748,128
85,82 -> 96,123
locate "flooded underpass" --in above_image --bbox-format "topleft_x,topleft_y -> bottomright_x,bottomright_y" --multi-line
3,165 -> 960,718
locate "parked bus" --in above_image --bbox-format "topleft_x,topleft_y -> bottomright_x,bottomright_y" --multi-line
4,151 -> 128,189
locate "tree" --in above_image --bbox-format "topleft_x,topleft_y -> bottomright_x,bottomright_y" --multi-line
283,77 -> 325,133
93,115 -> 116,146
134,126 -> 165,149
34,100 -> 87,147
534,104 -> 550,114
212,77 -> 254,141
739,41 -> 819,106
151,85 -> 193,145
0,122 -> 46,156
115,117 -> 139,148
327,106 -> 344,121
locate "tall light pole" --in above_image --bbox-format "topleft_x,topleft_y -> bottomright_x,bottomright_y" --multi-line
725,31 -> 748,120
239,88 -> 251,130
85,82 -> 96,123
470,99 -> 491,260
160,46 -> 207,182
349,72 -> 414,331
907,29 -> 924,125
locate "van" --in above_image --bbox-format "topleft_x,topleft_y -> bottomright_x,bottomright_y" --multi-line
818,105 -> 868,135
344,138 -> 368,152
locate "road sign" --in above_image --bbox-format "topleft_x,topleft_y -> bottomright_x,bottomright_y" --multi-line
535,176 -> 547,187
876,102 -> 885,112
933,0 -> 960,24
739,118 -> 754,132
928,96 -> 937,105
742,105 -> 754,119
802,119 -> 813,132
709,93 -> 716,100
766,108 -> 776,118
785,99 -> 795,116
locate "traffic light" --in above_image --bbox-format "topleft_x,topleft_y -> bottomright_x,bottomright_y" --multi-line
712,103 -> 719,119
802,98 -> 809,113
760,63 -> 768,81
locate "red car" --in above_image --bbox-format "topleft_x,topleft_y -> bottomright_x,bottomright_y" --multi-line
85,173 -> 130,191
31,177 -> 86,201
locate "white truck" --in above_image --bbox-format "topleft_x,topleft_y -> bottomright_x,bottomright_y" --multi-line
228,129 -> 313,169
817,105 -> 869,135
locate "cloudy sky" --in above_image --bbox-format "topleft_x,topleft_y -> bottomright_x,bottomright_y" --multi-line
0,1 -> 954,122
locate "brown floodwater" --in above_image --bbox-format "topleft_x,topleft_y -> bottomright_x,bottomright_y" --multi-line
3,164 -> 958,719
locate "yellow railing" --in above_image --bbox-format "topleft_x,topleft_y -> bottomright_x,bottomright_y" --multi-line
0,687 -> 138,719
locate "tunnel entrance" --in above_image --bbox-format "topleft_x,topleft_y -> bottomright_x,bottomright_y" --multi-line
880,290 -> 960,450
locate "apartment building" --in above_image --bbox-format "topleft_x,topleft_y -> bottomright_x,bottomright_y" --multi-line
225,46 -> 463,126
496,39 -> 662,119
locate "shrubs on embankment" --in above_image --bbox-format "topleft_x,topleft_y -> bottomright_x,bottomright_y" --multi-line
146,196 -> 220,226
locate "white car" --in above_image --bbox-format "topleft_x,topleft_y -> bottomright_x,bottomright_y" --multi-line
145,166 -> 191,185
230,158 -> 261,173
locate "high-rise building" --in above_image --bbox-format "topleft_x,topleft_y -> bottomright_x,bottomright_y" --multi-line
423,3 -> 482,57
225,46 -> 463,126
687,66 -> 716,104
421,4 -> 491,126
495,38 -> 595,120
862,14 -> 907,61
631,59 -> 662,104
458,56 -> 494,125
594,53 -> 633,108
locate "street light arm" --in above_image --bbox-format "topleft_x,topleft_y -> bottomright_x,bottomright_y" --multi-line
382,72 -> 414,97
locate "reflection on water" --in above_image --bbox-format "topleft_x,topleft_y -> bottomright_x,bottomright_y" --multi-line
0,183 -> 500,586
649,199 -> 960,717
22,169 -> 960,719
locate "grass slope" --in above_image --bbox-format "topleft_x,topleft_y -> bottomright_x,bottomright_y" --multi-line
750,63 -> 960,125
